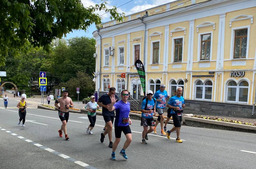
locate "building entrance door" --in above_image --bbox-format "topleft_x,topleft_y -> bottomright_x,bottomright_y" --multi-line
132,83 -> 141,99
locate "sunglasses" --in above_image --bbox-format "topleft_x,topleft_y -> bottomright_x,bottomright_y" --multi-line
122,94 -> 129,96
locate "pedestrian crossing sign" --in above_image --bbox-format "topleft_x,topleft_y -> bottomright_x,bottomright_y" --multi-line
39,78 -> 47,86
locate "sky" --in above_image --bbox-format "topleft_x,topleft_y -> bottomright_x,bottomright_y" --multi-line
64,0 -> 177,39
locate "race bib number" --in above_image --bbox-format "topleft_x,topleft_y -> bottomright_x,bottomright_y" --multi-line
122,118 -> 129,124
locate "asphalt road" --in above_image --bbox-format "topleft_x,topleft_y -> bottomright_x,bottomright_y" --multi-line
0,99 -> 256,169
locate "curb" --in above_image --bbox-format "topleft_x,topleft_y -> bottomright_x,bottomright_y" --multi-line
184,116 -> 256,133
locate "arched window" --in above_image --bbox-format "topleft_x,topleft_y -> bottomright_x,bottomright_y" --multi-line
156,79 -> 161,92
195,80 -> 212,100
149,79 -> 155,93
149,79 -> 161,93
117,79 -> 125,93
103,78 -> 110,92
227,80 -> 248,102
169,79 -> 184,96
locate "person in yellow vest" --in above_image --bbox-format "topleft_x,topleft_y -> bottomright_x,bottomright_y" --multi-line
17,95 -> 27,127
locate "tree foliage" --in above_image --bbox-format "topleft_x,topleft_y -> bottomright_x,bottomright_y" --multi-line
0,0 -> 124,66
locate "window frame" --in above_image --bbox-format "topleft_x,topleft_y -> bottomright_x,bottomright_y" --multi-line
133,43 -> 141,65
226,79 -> 249,103
151,40 -> 160,64
118,46 -> 125,66
102,78 -> 110,92
104,48 -> 110,66
194,79 -> 213,101
171,36 -> 184,63
197,32 -> 213,61
116,78 -> 126,93
230,26 -> 250,60
169,79 -> 184,96
233,28 -> 248,59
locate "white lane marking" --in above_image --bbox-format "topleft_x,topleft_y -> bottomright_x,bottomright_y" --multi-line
25,139 -> 33,143
0,127 -> 95,169
1,129 -> 6,131
74,161 -> 89,167
58,154 -> 70,159
78,117 -> 88,119
45,148 -> 55,153
18,136 -> 24,139
34,143 -> 43,147
6,131 -> 11,133
11,133 -> 17,136
26,120 -> 48,126
241,150 -> 256,155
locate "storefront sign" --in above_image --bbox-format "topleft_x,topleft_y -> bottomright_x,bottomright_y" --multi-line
230,71 -> 245,77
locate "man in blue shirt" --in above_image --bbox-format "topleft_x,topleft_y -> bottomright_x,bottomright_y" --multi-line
98,87 -> 119,148
141,90 -> 156,144
153,84 -> 169,136
107,90 -> 132,160
166,87 -> 185,143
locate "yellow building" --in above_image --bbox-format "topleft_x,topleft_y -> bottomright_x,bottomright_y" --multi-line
93,0 -> 256,105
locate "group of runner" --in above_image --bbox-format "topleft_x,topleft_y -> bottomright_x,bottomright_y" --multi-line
53,85 -> 185,161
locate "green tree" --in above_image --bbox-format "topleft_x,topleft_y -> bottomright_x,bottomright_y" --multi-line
58,71 -> 95,99
0,0 -> 124,66
48,37 -> 96,82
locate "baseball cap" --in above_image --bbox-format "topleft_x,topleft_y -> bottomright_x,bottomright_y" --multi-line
160,84 -> 166,88
147,90 -> 153,95
90,95 -> 95,99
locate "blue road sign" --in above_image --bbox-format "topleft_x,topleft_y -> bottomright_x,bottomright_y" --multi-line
40,71 -> 46,78
40,86 -> 47,92
39,78 -> 47,86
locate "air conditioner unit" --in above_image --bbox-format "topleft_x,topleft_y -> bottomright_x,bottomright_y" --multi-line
93,53 -> 97,58
109,46 -> 115,56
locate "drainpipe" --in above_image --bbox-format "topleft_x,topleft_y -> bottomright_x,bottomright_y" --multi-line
97,29 -> 102,99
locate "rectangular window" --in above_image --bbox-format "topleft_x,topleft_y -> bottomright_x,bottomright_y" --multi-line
119,47 -> 124,65
152,42 -> 159,64
134,45 -> 140,63
174,38 -> 183,62
234,29 -> 247,59
104,49 -> 109,66
196,87 -> 203,99
200,34 -> 211,60
227,88 -> 236,101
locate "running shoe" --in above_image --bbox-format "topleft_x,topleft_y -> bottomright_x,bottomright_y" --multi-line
100,133 -> 105,143
111,152 -> 116,160
17,122 -> 21,126
166,130 -> 171,140
176,138 -> 183,143
164,126 -> 167,132
86,128 -> 90,134
22,124 -> 25,127
141,139 -> 147,144
89,131 -> 93,135
58,130 -> 63,137
120,149 -> 128,159
161,129 -> 166,136
65,134 -> 69,141
153,127 -> 157,134
108,141 -> 113,148
145,134 -> 148,140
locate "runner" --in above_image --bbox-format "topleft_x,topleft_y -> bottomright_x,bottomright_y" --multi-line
98,87 -> 118,148
107,90 -> 132,160
3,94 -> 8,109
141,90 -> 156,144
85,95 -> 99,134
55,90 -> 74,141
164,91 -> 176,132
47,95 -> 51,105
153,84 -> 169,135
166,87 -> 185,143
17,95 -> 27,127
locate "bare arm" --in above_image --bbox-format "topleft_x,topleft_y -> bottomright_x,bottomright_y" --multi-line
97,101 -> 107,108
106,95 -> 116,111
55,100 -> 60,109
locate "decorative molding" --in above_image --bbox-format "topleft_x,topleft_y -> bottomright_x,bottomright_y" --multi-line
196,21 -> 215,32
149,31 -> 162,40
132,37 -> 142,42
232,61 -> 246,66
170,27 -> 186,36
229,15 -> 253,27
103,43 -> 110,47
199,62 -> 210,68
172,64 -> 182,69
118,40 -> 125,44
